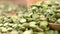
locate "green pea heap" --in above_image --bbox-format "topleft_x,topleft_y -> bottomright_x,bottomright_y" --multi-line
30,0 -> 60,24
0,0 -> 60,34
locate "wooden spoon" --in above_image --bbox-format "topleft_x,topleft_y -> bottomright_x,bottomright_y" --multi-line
48,23 -> 60,30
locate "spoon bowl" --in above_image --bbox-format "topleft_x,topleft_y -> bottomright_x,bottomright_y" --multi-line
49,23 -> 60,30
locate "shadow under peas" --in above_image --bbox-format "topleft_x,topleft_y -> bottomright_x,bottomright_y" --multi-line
58,31 -> 60,34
